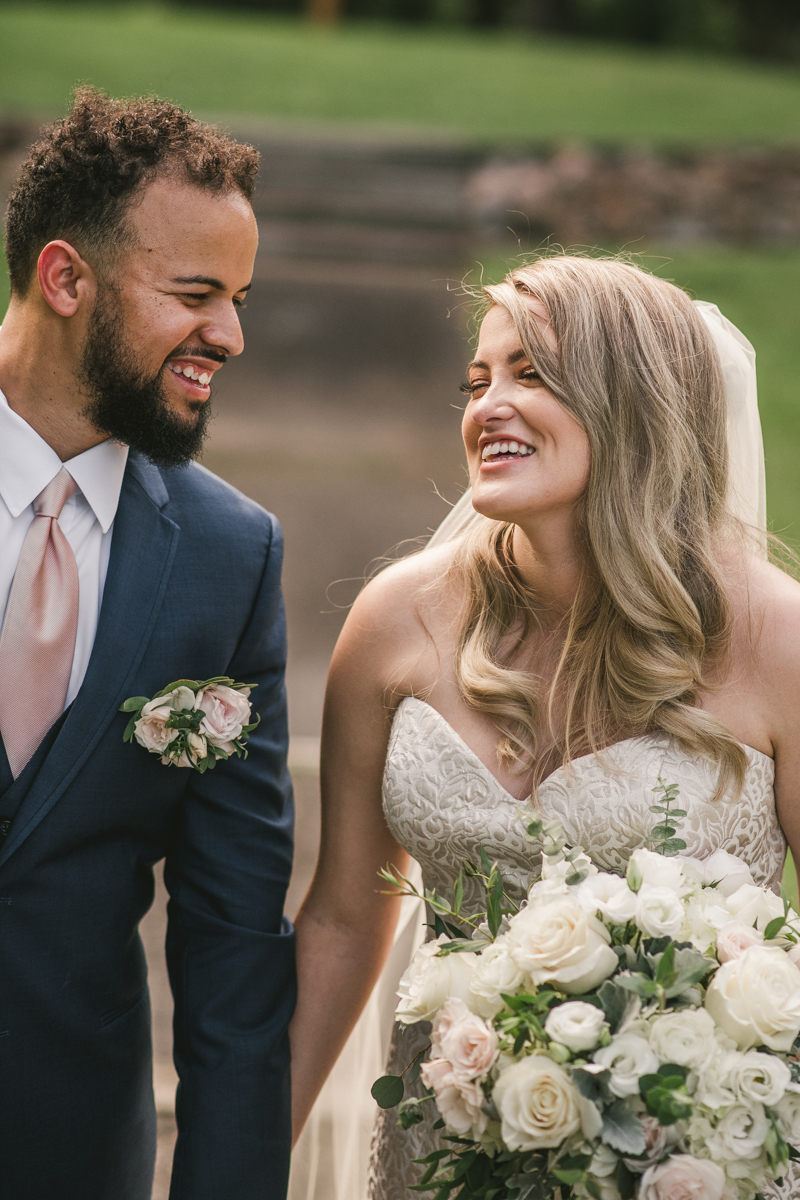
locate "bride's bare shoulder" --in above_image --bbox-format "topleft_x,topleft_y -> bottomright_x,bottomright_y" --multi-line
347,543 -> 460,634
734,552 -> 800,670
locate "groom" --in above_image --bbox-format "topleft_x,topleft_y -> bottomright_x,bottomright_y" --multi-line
0,90 -> 294,1198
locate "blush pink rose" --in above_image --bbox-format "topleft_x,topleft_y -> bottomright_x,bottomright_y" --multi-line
431,998 -> 499,1083
195,685 -> 252,752
134,706 -> 179,754
639,1155 -> 727,1200
623,1116 -> 681,1173
419,1058 -> 487,1137
716,921 -> 764,964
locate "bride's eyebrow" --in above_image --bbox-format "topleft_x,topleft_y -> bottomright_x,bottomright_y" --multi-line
467,349 -> 529,371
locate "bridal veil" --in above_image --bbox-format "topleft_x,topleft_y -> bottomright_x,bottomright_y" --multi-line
287,299 -> 767,1200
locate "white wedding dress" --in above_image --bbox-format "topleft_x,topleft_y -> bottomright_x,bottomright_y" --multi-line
367,697 -> 789,1198
288,300 -> 786,1200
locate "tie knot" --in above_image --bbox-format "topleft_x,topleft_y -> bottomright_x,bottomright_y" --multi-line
34,467 -> 77,520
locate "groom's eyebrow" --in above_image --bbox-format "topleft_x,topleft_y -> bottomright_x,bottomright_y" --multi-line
171,274 -> 252,292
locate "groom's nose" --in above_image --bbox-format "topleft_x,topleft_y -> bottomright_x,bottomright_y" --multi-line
197,303 -> 245,358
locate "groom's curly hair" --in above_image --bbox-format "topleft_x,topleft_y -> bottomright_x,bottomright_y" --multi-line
4,86 -> 260,296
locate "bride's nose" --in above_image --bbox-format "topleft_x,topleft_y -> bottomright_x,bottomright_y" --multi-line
469,386 -> 516,427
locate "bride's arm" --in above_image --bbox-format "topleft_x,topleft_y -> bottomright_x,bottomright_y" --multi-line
760,584 -> 800,874
289,558 -> 433,1141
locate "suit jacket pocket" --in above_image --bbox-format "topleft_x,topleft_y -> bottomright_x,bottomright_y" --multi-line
101,986 -> 147,1027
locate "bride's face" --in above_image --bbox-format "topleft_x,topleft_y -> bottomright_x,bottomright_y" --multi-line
462,304 -> 590,528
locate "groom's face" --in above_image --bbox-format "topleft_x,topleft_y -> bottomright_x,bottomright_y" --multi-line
80,176 -> 258,466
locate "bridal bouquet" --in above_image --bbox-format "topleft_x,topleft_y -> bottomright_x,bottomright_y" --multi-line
374,782 -> 800,1200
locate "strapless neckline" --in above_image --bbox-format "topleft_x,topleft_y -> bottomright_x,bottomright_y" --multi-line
396,695 -> 773,804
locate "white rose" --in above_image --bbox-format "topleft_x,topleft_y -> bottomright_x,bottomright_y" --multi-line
715,921 -> 764,964
629,848 -> 688,895
544,1001 -> 607,1052
468,940 -> 526,1018
527,876 -> 570,902
575,873 -> 638,924
774,1092 -> 800,1146
678,851 -> 755,900
635,884 -> 685,939
508,896 -> 618,994
706,1102 -> 769,1161
420,1058 -> 487,1137
186,732 -> 208,759
649,1008 -> 717,1070
396,937 -> 478,1024
493,1056 -> 583,1150
431,997 -> 498,1082
593,1032 -> 659,1097
133,705 -> 179,753
142,686 -> 195,716
705,945 -> 800,1051
724,1049 -> 792,1107
589,1144 -> 625,1200
724,883 -> 784,933
693,1047 -> 739,1111
639,1154 -> 726,1200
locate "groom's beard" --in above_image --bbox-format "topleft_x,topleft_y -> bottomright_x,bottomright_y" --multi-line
80,289 -> 212,469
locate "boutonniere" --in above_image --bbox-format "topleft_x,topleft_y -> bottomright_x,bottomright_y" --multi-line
119,677 -> 259,772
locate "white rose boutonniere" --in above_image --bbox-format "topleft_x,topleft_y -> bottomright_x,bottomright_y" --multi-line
120,676 -> 259,772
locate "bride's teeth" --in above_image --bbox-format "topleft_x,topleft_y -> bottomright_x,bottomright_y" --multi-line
499,442 -> 508,454
509,441 -> 519,454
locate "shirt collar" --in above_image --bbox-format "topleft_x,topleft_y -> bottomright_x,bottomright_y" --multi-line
0,389 -> 129,533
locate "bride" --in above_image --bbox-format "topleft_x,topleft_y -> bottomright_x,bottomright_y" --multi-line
288,254 -> 800,1198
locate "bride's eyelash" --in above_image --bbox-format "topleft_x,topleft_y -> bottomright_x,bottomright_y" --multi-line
459,381 -> 475,395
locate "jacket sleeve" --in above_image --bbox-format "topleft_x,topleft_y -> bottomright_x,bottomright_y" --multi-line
164,512 -> 295,1200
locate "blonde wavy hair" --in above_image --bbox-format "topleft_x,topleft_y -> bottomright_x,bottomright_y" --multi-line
450,254 -> 748,799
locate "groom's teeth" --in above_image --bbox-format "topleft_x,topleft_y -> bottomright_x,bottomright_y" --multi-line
169,363 -> 211,384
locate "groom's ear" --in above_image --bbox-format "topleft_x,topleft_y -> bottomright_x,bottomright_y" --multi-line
36,240 -> 98,317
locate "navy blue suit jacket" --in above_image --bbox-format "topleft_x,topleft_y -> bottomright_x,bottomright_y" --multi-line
0,454 -> 295,1200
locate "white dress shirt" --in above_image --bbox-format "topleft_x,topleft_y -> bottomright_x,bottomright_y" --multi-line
0,388 -> 129,706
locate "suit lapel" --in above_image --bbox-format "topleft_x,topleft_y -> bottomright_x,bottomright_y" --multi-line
0,456 -> 180,865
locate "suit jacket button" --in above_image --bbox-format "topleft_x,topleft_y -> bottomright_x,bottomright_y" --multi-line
0,820 -> 11,837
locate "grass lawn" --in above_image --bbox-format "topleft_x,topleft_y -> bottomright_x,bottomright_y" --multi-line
2,4 -> 800,142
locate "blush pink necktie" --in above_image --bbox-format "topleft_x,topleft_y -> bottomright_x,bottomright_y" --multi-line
0,467 -> 79,778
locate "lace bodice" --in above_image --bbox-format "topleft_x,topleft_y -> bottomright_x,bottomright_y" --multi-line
368,696 -> 788,1200
382,697 -> 784,901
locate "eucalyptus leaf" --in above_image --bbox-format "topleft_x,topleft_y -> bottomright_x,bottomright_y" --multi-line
119,696 -> 149,713
371,1074 -> 404,1109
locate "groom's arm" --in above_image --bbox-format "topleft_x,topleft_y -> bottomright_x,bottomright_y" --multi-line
164,512 -> 295,1200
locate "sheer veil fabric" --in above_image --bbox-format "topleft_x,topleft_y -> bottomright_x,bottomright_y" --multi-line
287,300 -> 767,1200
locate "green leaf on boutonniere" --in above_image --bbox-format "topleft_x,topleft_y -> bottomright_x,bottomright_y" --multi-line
154,679 -> 199,698
119,696 -> 150,713
122,715 -> 140,743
